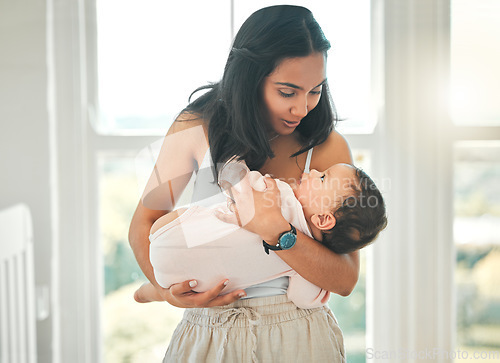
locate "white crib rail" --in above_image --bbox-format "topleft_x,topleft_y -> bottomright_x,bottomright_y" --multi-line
0,204 -> 37,363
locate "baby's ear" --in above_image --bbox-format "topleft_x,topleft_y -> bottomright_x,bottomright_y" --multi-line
311,212 -> 336,231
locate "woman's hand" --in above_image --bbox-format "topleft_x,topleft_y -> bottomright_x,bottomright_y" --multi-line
216,175 -> 289,242
159,279 -> 247,308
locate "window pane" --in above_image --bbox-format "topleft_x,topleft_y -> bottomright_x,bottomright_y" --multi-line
96,0 -> 231,135
100,147 -> 373,362
454,141 -> 500,357
233,0 -> 373,134
98,154 -> 183,362
329,149 -> 371,363
329,252 -> 367,363
450,0 -> 500,126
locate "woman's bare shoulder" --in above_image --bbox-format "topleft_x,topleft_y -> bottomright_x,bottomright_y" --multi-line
168,111 -> 207,135
164,111 -> 209,161
313,130 -> 353,169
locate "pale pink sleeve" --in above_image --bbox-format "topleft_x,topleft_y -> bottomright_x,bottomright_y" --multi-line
286,272 -> 331,309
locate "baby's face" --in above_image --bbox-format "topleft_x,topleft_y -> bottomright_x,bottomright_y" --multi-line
293,163 -> 358,216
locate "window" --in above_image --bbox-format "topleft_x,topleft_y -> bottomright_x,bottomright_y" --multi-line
454,142 -> 500,354
93,1 -> 373,361
50,0 -> 500,361
451,1 -> 500,357
328,149 -> 372,363
450,0 -> 500,126
95,1 -> 231,361
98,154 -> 184,361
95,0 -> 231,135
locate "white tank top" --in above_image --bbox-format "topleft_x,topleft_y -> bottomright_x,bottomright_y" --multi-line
190,147 -> 314,298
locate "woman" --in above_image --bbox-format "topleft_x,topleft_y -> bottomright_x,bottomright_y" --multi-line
129,5 -> 358,362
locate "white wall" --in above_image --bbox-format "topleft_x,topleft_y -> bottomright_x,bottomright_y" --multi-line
0,1 -> 54,362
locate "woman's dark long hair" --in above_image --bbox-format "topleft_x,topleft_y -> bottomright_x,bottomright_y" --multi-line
183,5 -> 337,173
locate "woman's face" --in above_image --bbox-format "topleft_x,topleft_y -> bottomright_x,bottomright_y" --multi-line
262,52 -> 326,135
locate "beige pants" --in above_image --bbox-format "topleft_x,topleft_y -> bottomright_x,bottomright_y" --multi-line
163,294 -> 346,363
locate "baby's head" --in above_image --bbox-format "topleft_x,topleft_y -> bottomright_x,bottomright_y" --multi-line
293,163 -> 387,254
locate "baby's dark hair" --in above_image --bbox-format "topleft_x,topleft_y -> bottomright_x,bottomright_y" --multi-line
321,168 -> 387,254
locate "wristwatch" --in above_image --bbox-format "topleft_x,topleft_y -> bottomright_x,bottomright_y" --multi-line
262,224 -> 297,255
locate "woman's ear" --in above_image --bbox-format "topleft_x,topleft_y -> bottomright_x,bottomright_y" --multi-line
311,212 -> 336,231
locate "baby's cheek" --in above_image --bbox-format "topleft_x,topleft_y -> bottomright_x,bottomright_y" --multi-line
295,190 -> 310,207
310,179 -> 323,191
297,191 -> 322,209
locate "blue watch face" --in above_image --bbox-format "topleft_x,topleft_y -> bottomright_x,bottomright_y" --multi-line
280,232 -> 297,249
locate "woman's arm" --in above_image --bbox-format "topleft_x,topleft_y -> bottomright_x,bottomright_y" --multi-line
129,201 -> 245,307
129,200 -> 168,292
273,130 -> 359,295
129,116 -> 245,307
217,130 -> 359,295
217,177 -> 359,295
270,219 -> 359,296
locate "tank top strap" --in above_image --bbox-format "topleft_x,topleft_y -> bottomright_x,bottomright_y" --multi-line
199,147 -> 212,169
304,148 -> 314,173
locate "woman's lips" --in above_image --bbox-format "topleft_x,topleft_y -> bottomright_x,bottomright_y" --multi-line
283,119 -> 300,127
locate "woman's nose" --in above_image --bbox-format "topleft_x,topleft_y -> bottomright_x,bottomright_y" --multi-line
291,97 -> 308,118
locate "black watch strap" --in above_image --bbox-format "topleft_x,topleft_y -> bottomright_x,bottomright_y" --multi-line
262,224 -> 297,255
262,241 -> 281,255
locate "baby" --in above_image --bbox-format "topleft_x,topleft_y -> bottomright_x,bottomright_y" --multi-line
135,161 -> 387,308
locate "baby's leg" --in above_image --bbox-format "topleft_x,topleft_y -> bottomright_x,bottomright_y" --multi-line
150,207 -> 188,235
134,282 -> 164,303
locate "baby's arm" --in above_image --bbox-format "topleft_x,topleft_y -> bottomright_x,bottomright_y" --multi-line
134,282 -> 164,303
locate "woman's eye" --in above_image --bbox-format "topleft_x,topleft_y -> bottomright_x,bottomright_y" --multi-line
310,90 -> 322,96
279,90 -> 294,98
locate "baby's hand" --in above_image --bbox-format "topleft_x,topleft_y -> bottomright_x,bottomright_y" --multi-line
215,176 -> 289,242
246,171 -> 268,191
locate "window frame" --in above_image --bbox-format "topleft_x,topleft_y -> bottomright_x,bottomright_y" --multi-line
50,0 -> 500,362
